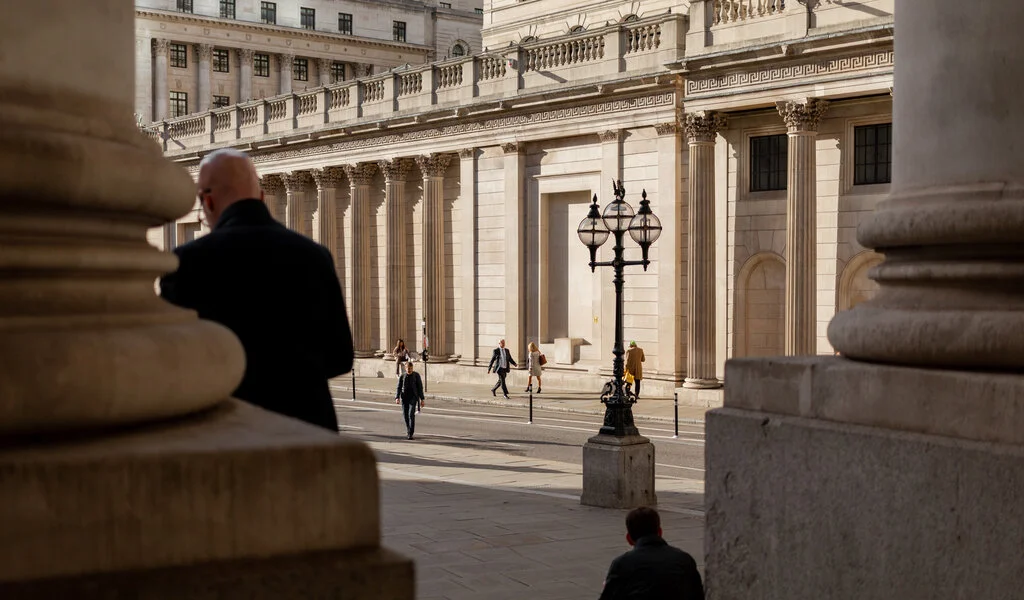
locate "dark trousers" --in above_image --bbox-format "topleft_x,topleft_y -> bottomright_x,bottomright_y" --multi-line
491,369 -> 509,396
633,379 -> 641,398
402,400 -> 417,436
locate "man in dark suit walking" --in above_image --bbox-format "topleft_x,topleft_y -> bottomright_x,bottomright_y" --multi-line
394,361 -> 425,439
486,339 -> 516,399
160,149 -> 353,432
599,506 -> 705,599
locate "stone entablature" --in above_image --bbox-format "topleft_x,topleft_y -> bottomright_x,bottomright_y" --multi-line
147,13 -> 684,154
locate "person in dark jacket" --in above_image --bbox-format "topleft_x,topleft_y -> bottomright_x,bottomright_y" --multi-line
160,149 -> 353,432
394,361 -> 425,439
599,506 -> 705,600
486,339 -> 517,399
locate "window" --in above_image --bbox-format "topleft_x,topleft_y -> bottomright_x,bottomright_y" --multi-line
338,12 -> 353,34
219,0 -> 235,19
300,7 -> 315,30
750,134 -> 788,192
439,1 -> 451,7
254,53 -> 270,77
520,35 -> 537,44
176,0 -> 193,13
475,8 -> 483,14
451,42 -> 466,57
622,14 -> 640,22
261,1 -> 276,24
569,25 -> 586,34
393,21 -> 406,42
212,49 -> 230,72
330,62 -> 346,83
212,95 -> 231,108
169,43 -> 188,68
854,123 -> 892,185
170,91 -> 188,118
294,57 -> 309,81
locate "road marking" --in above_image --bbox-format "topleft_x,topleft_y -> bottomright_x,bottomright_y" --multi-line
657,463 -> 705,473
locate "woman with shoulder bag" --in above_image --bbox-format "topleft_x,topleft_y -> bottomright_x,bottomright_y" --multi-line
526,341 -> 545,394
393,339 -> 410,377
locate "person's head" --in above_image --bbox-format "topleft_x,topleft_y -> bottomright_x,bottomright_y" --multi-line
528,341 -> 538,353
405,362 -> 415,374
629,341 -> 637,348
624,506 -> 661,546
195,149 -> 263,228
396,339 -> 406,350
498,339 -> 506,348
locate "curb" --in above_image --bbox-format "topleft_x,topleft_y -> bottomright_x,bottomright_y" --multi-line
331,385 -> 707,426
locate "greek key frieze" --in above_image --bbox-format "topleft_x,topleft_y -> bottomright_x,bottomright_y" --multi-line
685,50 -> 894,95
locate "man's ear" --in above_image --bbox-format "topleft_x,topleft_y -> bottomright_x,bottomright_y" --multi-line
260,189 -> 265,202
657,527 -> 663,538
626,533 -> 635,546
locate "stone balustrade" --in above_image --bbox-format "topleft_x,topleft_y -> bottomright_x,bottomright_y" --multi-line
147,13 -> 684,154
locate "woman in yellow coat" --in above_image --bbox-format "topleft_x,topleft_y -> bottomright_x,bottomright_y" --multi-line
624,341 -> 645,400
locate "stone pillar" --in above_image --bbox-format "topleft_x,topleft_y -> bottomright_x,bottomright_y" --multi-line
378,158 -> 412,355
239,48 -> 254,102
282,171 -> 312,237
501,142 -> 526,365
344,163 -> 378,357
458,147 -> 477,365
279,52 -> 293,94
683,112 -> 727,388
597,130 -> 621,366
152,38 -> 169,120
777,98 -> 828,356
416,153 -> 453,361
311,167 -> 345,271
318,57 -> 332,86
196,43 -> 212,113
261,174 -> 286,222
652,123 -> 685,383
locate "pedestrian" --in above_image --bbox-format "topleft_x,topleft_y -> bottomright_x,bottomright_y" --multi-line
624,340 -> 645,400
393,338 -> 411,377
599,506 -> 705,600
525,341 -> 544,393
394,361 -> 425,440
160,149 -> 352,432
486,338 -> 516,399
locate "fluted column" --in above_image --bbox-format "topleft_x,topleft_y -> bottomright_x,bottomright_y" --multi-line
830,2 -> 1024,369
458,148 -> 477,365
777,98 -> 829,356
684,112 -> 728,387
152,39 -> 169,121
260,174 -> 286,222
196,43 -> 212,113
281,171 -> 312,237
279,52 -> 293,94
318,57 -> 332,87
502,142 -> 527,364
378,158 -> 412,354
311,167 -> 345,267
239,48 -> 254,102
416,153 -> 453,361
344,163 -> 378,357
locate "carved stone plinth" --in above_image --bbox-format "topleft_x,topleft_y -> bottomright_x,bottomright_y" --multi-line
580,434 -> 656,509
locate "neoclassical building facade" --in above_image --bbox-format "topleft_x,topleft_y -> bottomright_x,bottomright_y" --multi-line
146,0 -> 894,403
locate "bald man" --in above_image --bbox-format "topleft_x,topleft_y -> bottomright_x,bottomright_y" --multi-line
160,149 -> 353,432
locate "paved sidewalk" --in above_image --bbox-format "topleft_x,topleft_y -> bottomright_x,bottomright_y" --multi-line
332,376 -> 708,424
367,434 -> 705,599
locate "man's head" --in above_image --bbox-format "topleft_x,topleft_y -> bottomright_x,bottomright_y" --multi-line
405,361 -> 415,374
625,506 -> 661,546
629,341 -> 637,348
498,339 -> 506,348
196,149 -> 263,228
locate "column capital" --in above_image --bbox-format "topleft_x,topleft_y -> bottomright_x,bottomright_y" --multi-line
776,98 -> 830,132
415,153 -> 452,178
343,162 -> 377,185
281,170 -> 312,192
279,51 -> 295,62
239,48 -> 255,64
152,38 -> 169,57
652,123 -> 678,137
195,43 -> 213,62
684,111 -> 728,143
311,166 -> 345,190
260,174 -> 285,195
458,147 -> 476,159
377,158 -> 412,183
598,129 -> 623,142
500,142 -> 522,154
317,57 -> 332,72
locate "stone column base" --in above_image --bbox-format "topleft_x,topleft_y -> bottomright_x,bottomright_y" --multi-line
706,406 -> 1024,599
682,377 -> 721,390
580,434 -> 656,509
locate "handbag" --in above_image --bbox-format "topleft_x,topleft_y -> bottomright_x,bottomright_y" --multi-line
538,354 -> 547,366
624,371 -> 635,384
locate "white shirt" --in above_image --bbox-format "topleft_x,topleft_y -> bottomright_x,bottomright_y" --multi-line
498,348 -> 508,370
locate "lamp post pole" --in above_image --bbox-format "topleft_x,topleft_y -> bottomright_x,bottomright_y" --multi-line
577,180 -> 662,508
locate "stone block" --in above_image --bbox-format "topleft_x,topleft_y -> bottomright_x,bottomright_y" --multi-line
580,434 -> 656,509
706,407 -> 1024,600
554,337 -> 583,365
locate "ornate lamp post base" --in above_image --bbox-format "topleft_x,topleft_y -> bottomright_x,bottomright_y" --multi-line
581,433 -> 657,509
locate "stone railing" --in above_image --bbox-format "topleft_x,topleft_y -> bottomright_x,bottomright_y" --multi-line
147,13 -> 684,154
713,0 -> 786,25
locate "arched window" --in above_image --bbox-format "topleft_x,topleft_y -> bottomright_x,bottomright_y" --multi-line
622,14 -> 640,23
569,25 -> 586,34
451,41 -> 467,57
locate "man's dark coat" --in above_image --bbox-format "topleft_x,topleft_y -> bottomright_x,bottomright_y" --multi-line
599,535 -> 705,600
160,199 -> 353,431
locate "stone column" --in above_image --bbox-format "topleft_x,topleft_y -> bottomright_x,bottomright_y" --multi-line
683,112 -> 727,388
597,130 -> 621,365
652,123 -> 685,383
318,57 -> 332,86
261,174 -> 286,222
239,48 -> 254,102
378,158 -> 412,354
152,38 -> 169,120
311,167 -> 345,269
282,171 -> 312,237
502,142 -> 526,364
279,52 -> 293,94
344,162 -> 378,357
458,147 -> 478,365
196,43 -> 212,113
416,153 -> 453,361
777,98 -> 828,356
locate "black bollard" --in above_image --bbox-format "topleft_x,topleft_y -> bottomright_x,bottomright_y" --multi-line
673,391 -> 679,438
